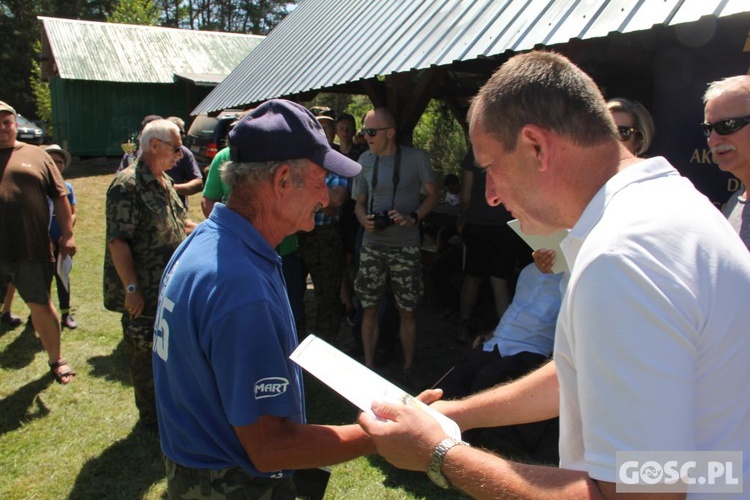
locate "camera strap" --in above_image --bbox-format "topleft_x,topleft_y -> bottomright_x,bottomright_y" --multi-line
368,146 -> 401,214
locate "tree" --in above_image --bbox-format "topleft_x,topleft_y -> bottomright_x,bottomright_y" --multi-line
413,99 -> 467,180
30,40 -> 52,135
107,0 -> 159,25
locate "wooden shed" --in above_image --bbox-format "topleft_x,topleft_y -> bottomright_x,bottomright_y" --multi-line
39,17 -> 264,156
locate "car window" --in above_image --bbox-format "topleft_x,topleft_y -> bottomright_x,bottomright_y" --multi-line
16,115 -> 35,127
187,115 -> 219,138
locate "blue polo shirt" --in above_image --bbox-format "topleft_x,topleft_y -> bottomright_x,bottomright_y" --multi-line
153,203 -> 305,478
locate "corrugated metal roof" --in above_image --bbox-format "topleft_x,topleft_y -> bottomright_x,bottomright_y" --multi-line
174,73 -> 228,86
39,17 -> 264,84
193,0 -> 750,114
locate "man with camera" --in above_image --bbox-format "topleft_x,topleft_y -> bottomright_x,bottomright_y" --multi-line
352,108 -> 439,389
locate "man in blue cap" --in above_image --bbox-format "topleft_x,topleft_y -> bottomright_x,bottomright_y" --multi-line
152,99 -> 372,498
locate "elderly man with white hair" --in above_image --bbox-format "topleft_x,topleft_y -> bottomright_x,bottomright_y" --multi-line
703,75 -> 750,249
104,118 -> 196,431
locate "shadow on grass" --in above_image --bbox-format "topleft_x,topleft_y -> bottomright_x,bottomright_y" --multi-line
0,322 -> 43,370
68,425 -> 165,500
0,374 -> 53,436
365,454 -> 467,499
88,338 -> 131,386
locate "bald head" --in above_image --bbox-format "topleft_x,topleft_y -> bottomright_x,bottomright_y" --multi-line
365,108 -> 397,129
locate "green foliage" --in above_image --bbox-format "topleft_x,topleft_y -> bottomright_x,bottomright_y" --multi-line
30,40 -> 52,136
344,95 -> 374,128
107,0 -> 159,25
412,99 -> 467,180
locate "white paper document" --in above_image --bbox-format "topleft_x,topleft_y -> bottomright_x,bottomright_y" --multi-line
507,219 -> 569,274
56,253 -> 72,292
290,335 -> 461,440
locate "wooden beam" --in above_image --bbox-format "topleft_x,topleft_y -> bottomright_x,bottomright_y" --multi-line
399,67 -> 447,134
362,79 -> 387,108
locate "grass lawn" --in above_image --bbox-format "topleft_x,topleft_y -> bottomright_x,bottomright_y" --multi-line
0,159 -> 466,499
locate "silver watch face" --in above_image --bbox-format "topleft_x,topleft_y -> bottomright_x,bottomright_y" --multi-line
427,438 -> 460,489
427,466 -> 451,489
126,284 -> 137,293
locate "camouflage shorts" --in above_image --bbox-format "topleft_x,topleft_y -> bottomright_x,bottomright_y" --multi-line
165,457 -> 296,499
354,243 -> 422,311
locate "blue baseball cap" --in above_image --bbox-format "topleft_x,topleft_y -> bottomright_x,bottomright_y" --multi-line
228,99 -> 361,178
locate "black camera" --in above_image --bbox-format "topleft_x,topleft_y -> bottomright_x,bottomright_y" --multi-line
371,211 -> 394,231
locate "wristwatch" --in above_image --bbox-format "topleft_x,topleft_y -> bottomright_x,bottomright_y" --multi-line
126,283 -> 138,294
410,211 -> 419,224
426,437 -> 468,489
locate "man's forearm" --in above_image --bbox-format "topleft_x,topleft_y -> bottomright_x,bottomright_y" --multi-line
415,184 -> 440,220
174,178 -> 203,196
235,419 -> 374,472
442,445 -> 605,499
439,360 -> 559,431
108,238 -> 137,287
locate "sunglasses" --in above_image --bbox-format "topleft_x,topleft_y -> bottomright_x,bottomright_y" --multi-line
617,126 -> 640,142
156,138 -> 181,153
700,115 -> 750,137
361,127 -> 390,137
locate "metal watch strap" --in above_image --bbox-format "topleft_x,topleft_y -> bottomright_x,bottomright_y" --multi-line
427,437 -> 468,489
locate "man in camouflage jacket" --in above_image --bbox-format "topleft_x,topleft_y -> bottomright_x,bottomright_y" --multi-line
104,118 -> 195,431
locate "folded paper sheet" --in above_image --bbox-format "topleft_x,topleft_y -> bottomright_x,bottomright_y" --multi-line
507,219 -> 569,274
290,335 -> 461,440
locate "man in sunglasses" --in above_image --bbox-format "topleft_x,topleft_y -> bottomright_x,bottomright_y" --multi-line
360,51 -> 750,498
104,118 -> 196,431
703,75 -> 750,250
352,108 -> 439,390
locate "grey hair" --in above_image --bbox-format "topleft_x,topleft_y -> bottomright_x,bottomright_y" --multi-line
703,75 -> 750,104
220,158 -> 310,193
139,119 -> 180,151
166,116 -> 186,133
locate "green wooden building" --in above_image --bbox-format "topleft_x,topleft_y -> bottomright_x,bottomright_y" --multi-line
39,17 -> 263,157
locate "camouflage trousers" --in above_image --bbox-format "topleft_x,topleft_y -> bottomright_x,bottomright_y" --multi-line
165,457 -> 296,499
355,243 -> 422,311
297,224 -> 344,341
122,314 -> 157,428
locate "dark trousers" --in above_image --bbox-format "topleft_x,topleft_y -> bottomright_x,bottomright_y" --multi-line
52,241 -> 71,313
440,346 -> 559,464
298,224 -> 344,341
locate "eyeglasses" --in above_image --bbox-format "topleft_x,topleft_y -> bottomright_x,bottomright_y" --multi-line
700,115 -> 750,137
361,127 -> 391,137
617,126 -> 640,142
156,138 -> 181,153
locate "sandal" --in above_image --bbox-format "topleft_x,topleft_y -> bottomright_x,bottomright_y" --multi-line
49,358 -> 76,384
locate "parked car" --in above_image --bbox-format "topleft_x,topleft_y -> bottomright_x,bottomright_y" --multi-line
16,114 -> 44,145
185,109 -> 242,169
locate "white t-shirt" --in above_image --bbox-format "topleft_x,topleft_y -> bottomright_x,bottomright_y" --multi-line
556,157 -> 750,495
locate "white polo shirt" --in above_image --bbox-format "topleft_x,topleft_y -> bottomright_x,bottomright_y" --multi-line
555,157 -> 750,493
